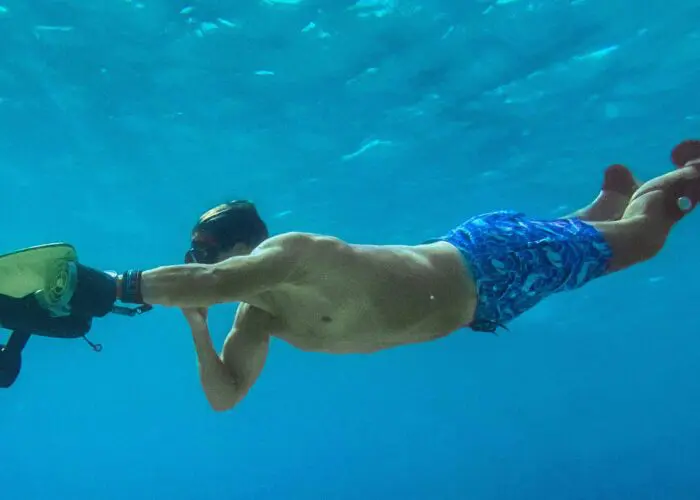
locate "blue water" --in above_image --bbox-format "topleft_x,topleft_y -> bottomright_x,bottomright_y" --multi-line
2,0 -> 700,498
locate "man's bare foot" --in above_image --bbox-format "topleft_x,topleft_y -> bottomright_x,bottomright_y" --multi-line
624,142 -> 700,222
596,139 -> 700,273
671,140 -> 700,168
566,164 -> 640,222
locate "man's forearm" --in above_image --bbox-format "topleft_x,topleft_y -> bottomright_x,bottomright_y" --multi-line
191,327 -> 242,412
117,250 -> 281,308
118,264 -> 224,308
71,261 -> 249,318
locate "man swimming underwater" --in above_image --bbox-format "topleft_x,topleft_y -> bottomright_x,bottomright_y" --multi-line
43,140 -> 700,410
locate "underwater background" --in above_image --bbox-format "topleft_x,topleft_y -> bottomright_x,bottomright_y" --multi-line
2,0 -> 700,498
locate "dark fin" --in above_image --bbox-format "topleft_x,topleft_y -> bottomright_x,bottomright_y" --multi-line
0,345 -> 21,388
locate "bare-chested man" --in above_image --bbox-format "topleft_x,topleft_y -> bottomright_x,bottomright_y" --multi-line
65,140 -> 700,411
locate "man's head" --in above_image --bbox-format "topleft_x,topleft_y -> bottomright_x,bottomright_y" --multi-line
185,200 -> 269,264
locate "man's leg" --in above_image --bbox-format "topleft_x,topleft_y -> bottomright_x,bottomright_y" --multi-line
566,164 -> 640,222
592,141 -> 700,272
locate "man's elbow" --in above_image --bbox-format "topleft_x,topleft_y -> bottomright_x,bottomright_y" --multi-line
199,363 -> 249,412
206,391 -> 241,412
203,378 -> 249,412
210,399 -> 236,412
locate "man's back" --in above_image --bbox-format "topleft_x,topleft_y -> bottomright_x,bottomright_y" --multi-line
253,233 -> 478,353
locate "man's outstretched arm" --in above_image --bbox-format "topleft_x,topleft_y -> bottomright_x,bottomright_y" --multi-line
63,233 -> 310,318
123,234 -> 307,308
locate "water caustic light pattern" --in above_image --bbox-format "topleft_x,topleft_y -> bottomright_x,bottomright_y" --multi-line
1,1 -> 700,500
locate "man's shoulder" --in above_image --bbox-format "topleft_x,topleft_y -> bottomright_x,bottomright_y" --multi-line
254,233 -> 355,275
259,232 -> 350,254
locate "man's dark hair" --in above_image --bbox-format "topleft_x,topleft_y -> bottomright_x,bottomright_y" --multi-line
193,200 -> 269,250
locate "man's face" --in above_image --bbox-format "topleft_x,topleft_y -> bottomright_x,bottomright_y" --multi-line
185,231 -> 219,264
186,228 -> 256,265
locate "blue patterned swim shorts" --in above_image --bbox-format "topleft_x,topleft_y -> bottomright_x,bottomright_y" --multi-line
434,210 -> 613,333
